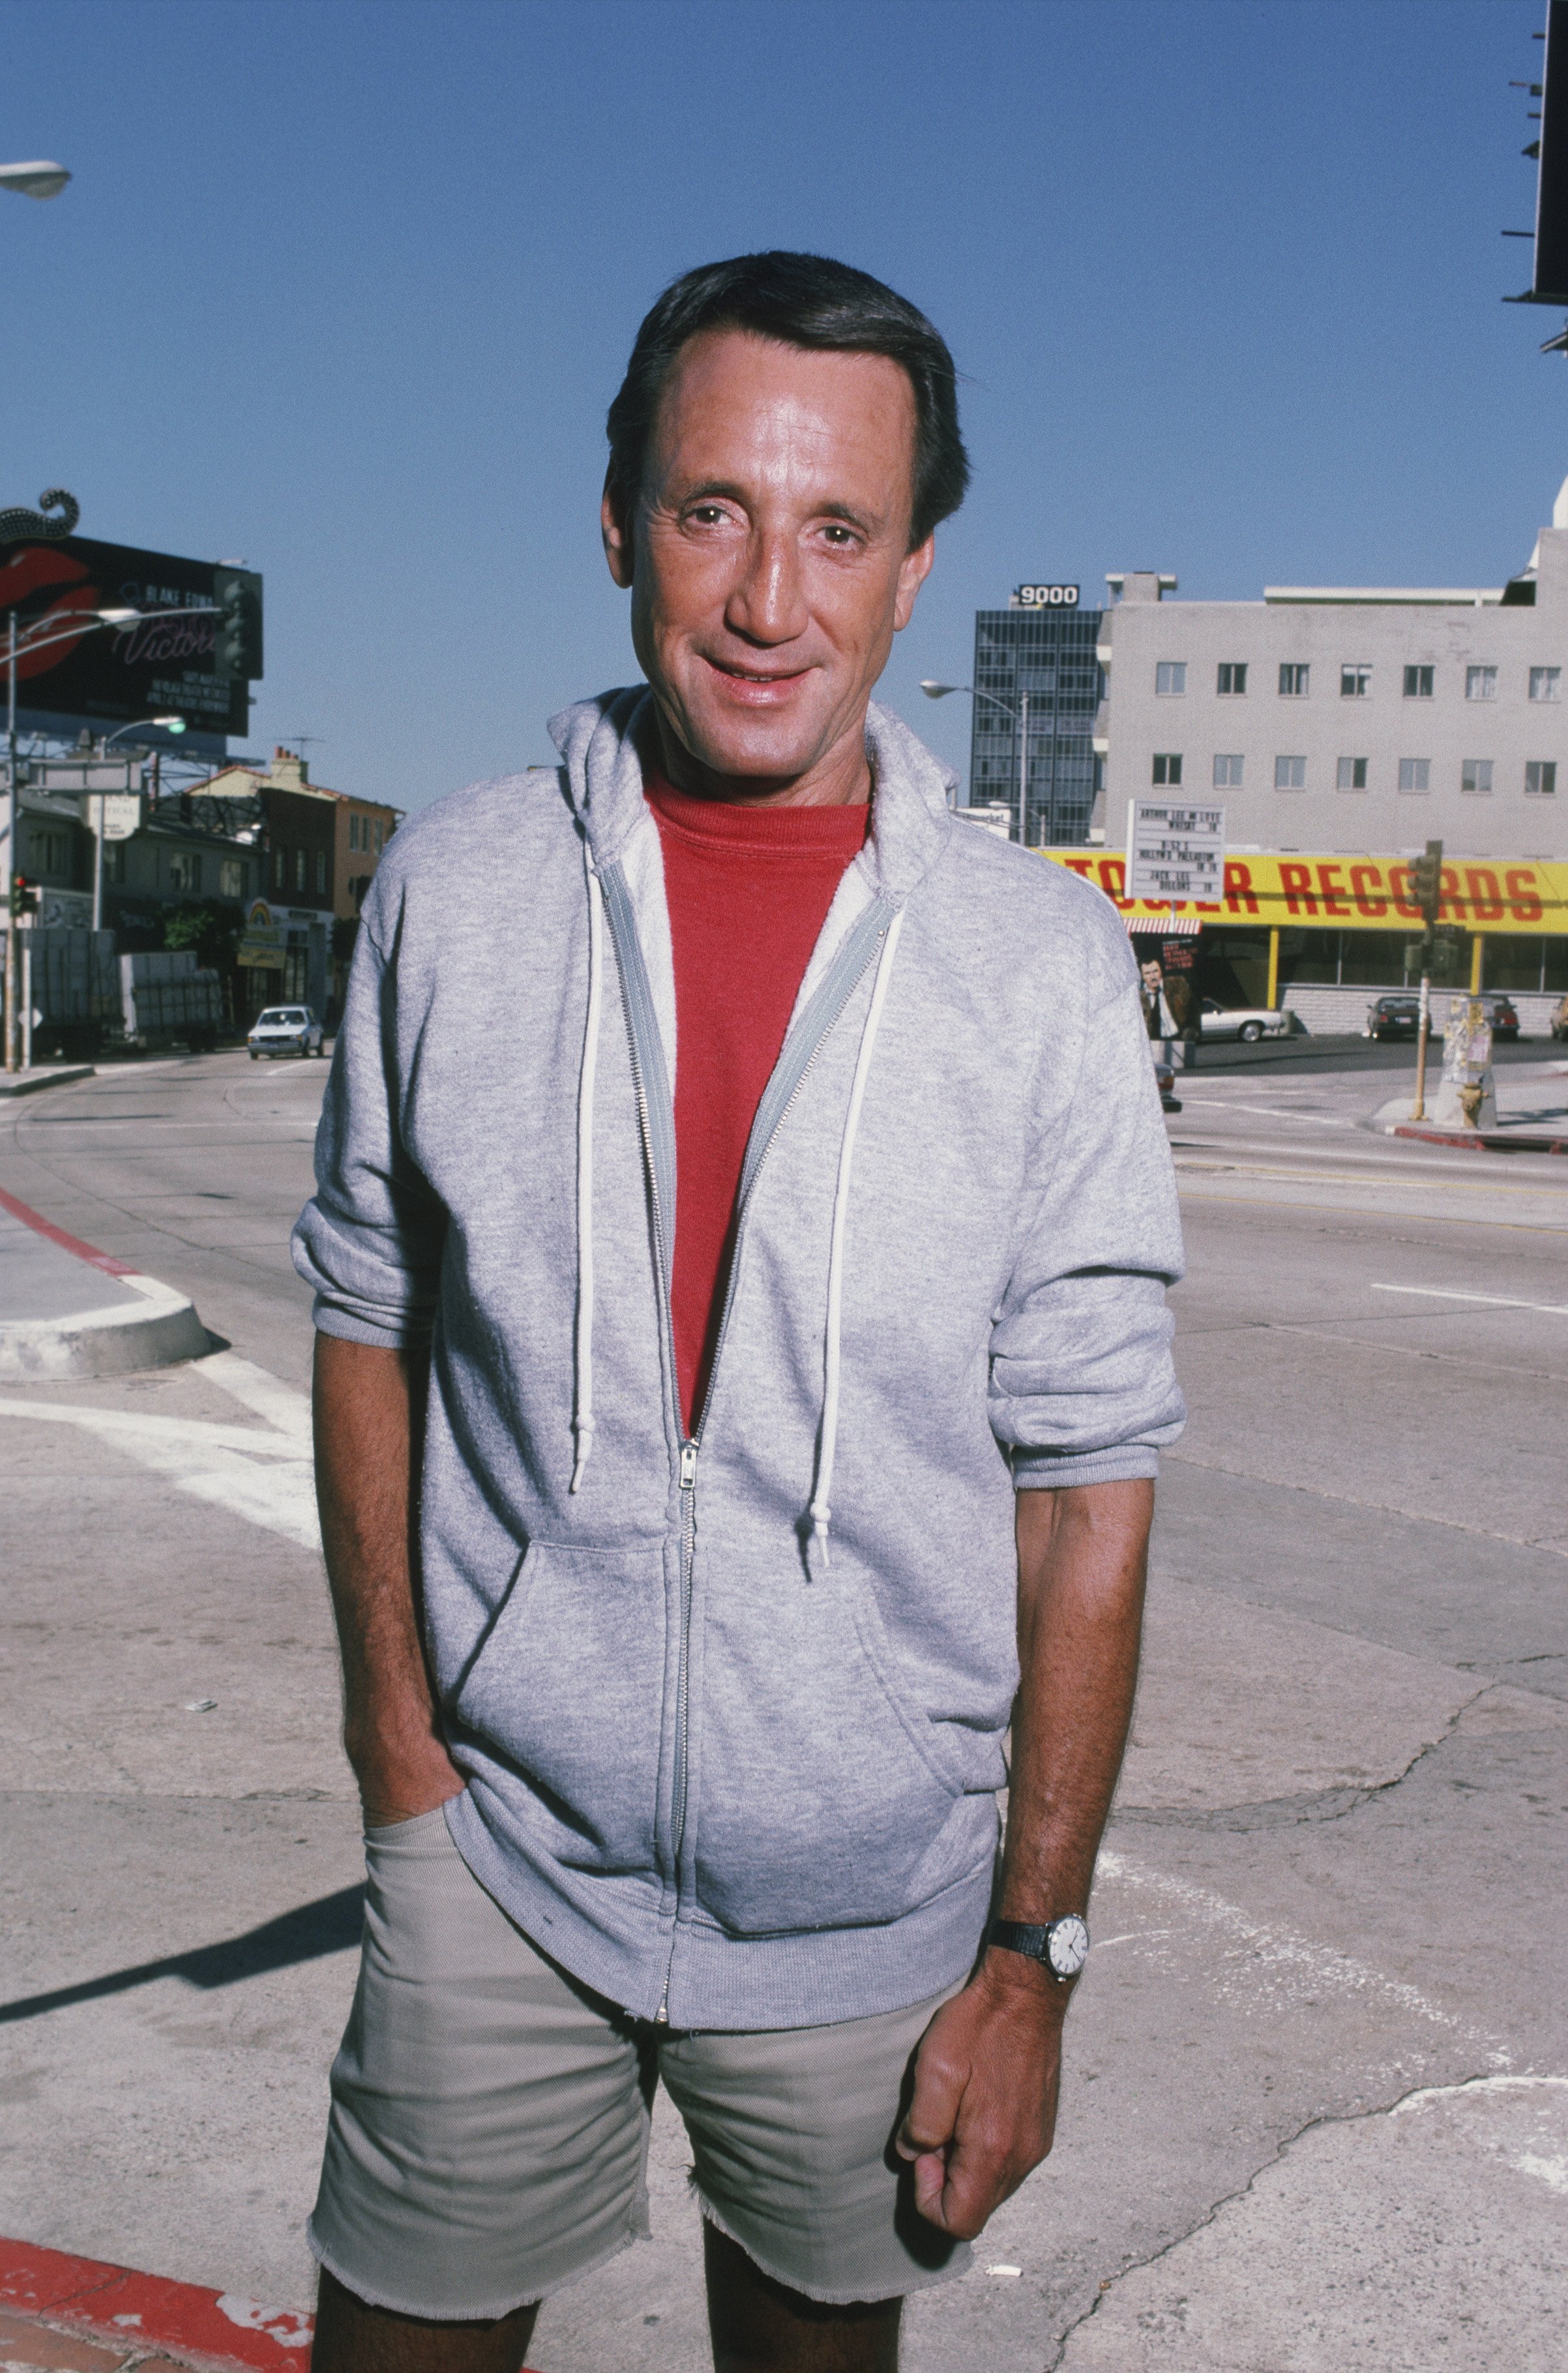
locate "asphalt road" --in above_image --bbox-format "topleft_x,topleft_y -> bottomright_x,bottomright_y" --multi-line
1,1047 -> 1564,2372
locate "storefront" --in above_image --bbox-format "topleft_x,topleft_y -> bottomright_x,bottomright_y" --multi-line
1040,847 -> 1568,1032
235,900 -> 331,1022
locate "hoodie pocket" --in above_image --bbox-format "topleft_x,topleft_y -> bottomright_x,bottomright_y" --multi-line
691,1562 -> 975,1937
452,1539 -> 668,1876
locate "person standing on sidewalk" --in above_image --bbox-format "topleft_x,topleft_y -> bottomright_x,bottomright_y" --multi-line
293,250 -> 1184,2373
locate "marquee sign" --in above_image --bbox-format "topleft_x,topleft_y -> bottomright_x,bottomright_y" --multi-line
1039,847 -> 1568,934
1012,583 -> 1080,608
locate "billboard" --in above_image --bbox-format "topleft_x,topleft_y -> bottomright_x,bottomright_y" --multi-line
0,535 -> 262,738
1041,847 -> 1568,936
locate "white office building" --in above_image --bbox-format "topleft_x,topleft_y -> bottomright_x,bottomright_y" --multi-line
1095,480 -> 1568,865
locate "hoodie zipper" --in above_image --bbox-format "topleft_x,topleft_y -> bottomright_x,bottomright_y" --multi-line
602,863 -> 896,2029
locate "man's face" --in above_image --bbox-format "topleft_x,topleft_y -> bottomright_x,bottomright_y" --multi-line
602,329 -> 934,794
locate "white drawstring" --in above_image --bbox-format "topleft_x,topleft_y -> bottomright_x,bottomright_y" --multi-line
807,908 -> 906,1572
570,861 -> 605,1492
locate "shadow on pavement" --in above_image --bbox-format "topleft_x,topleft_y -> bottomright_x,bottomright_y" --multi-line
0,1885 -> 364,2025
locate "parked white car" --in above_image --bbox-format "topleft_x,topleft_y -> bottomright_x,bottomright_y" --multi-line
247,1006 -> 324,1060
1197,998 -> 1298,1045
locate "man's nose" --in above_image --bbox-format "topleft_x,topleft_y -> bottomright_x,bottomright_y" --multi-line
724,527 -> 808,647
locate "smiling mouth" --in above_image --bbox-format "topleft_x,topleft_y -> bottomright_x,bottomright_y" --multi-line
705,657 -> 812,686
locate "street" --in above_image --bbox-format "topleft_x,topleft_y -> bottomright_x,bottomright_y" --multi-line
1,1045 -> 1564,2370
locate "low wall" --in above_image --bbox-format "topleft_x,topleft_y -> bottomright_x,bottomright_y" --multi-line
1279,983 -> 1561,1037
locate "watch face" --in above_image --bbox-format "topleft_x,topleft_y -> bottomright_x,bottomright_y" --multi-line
1047,1915 -> 1090,1978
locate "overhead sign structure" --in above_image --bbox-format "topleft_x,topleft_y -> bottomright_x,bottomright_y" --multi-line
1126,801 -> 1226,904
0,535 -> 262,738
1012,583 -> 1080,608
1514,1 -> 1568,305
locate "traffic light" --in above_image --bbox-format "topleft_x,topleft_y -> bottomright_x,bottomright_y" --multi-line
1410,839 -> 1444,926
8,876 -> 39,919
212,566 -> 264,681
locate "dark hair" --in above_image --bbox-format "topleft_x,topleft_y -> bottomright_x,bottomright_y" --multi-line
606,250 -> 969,550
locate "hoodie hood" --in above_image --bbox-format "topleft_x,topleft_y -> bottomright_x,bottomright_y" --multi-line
548,687 -> 955,903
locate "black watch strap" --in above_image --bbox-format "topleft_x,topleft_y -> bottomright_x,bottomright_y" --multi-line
987,1915 -> 1089,1980
988,1919 -> 1055,1961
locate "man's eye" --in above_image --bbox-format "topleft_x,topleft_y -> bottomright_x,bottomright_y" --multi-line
688,506 -> 728,526
821,524 -> 858,546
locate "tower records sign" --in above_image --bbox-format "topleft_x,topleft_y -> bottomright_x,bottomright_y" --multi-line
1012,583 -> 1080,608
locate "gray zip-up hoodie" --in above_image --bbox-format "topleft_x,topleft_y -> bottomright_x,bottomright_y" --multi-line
293,691 -> 1185,2032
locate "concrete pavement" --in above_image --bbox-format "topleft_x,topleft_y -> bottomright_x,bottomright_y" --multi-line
1,1049 -> 1563,2370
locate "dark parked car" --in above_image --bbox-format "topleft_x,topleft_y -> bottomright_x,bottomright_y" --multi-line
1365,995 -> 1423,1039
1366,991 -> 1518,1041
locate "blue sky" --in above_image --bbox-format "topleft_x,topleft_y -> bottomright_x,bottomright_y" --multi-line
2,0 -> 1559,809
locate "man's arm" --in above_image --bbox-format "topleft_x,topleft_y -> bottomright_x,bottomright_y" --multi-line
314,1332 -> 464,1828
896,1476 -> 1153,2238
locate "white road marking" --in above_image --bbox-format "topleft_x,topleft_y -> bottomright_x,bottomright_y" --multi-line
1372,1283 -> 1568,1317
0,1356 -> 319,1550
1176,1099 -> 1349,1125
1096,1849 -> 1481,2038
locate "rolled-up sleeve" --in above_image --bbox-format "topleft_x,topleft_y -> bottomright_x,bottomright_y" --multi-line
290,910 -> 446,1349
990,953 -> 1186,1489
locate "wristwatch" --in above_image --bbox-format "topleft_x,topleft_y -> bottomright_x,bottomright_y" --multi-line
988,1915 -> 1091,1983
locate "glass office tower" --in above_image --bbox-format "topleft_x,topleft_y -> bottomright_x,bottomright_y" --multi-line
968,603 -> 1103,844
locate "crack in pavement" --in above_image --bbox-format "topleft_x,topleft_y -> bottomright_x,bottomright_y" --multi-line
1044,2068 -> 1525,2370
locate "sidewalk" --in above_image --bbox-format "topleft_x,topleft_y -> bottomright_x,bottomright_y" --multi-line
1372,1057 -> 1568,1152
0,1190 -> 209,1378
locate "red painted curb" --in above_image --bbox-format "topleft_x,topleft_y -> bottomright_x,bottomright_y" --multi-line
0,2238 -> 312,2370
1392,1124 -> 1568,1155
0,1185 -> 137,1276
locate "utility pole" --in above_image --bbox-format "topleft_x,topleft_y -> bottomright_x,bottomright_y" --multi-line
5,610 -> 19,1074
1410,839 -> 1443,1121
1016,689 -> 1030,844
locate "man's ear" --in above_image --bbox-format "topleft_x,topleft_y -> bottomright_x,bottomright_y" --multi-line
602,472 -> 634,590
893,533 -> 936,632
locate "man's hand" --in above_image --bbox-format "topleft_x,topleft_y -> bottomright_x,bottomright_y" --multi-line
896,1955 -> 1067,2237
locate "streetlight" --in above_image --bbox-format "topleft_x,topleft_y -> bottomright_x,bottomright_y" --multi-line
921,679 -> 1031,841
92,717 -> 188,931
0,161 -> 71,201
5,606 -> 207,1070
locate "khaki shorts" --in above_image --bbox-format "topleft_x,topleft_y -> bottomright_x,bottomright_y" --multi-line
308,1806 -> 971,2316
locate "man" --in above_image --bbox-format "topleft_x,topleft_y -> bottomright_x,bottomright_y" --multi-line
294,250 -> 1184,2373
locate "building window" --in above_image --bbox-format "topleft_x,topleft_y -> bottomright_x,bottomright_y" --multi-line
1336,757 -> 1368,790
168,851 -> 203,893
1460,758 -> 1494,795
1217,663 -> 1247,696
1465,665 -> 1497,702
372,820 -> 384,854
1213,753 -> 1244,787
103,841 -> 126,886
273,849 -> 285,891
316,850 -> 327,895
349,814 -> 361,853
1155,662 -> 1186,696
1274,755 -> 1307,790
1398,758 -> 1430,792
1530,666 -> 1561,702
1526,760 -> 1558,796
1404,665 -> 1434,698
1279,663 -> 1310,696
220,858 -> 244,899
1151,753 -> 1183,785
1340,665 -> 1371,698
293,848 -> 306,891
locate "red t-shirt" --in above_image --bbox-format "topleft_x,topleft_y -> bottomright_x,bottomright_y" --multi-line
645,775 -> 870,1436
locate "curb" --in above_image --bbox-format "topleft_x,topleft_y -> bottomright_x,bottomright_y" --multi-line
1390,1123 -> 1568,1155
0,1187 -> 210,1378
0,1064 -> 95,1098
0,2237 -> 312,2370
